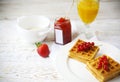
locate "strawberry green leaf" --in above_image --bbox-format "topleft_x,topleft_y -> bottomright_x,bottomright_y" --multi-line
35,42 -> 42,48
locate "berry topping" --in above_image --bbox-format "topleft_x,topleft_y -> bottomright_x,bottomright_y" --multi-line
97,62 -> 102,69
103,64 -> 109,71
97,55 -> 109,71
77,42 -> 94,51
102,55 -> 107,61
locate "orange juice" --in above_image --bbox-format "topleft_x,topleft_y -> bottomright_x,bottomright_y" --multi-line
77,0 -> 99,24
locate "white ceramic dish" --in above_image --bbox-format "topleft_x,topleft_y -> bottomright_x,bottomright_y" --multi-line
55,39 -> 120,82
17,15 -> 51,43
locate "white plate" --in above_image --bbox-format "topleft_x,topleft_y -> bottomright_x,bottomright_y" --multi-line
55,39 -> 120,82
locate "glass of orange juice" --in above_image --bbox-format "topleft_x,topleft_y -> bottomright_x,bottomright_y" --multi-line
77,0 -> 99,38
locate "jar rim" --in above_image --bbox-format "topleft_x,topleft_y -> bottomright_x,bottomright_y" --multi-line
54,17 -> 70,25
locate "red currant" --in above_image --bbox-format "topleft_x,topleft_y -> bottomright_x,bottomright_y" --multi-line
78,46 -> 83,51
99,57 -> 103,62
102,55 -> 107,60
103,60 -> 108,66
85,43 -> 89,47
91,42 -> 94,46
97,55 -> 109,71
103,65 -> 109,71
88,42 -> 91,45
97,62 -> 102,69
77,42 -> 94,51
82,45 -> 86,50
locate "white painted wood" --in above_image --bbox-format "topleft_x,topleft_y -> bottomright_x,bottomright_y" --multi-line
0,0 -> 120,82
0,0 -> 120,20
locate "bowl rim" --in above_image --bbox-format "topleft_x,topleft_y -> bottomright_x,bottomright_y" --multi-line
17,15 -> 50,32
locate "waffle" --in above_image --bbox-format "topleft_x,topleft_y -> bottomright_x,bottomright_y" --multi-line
86,55 -> 120,82
69,39 -> 99,63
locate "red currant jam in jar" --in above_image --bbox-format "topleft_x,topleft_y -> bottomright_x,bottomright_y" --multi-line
54,17 -> 72,45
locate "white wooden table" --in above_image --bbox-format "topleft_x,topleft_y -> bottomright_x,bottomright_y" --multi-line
0,0 -> 120,82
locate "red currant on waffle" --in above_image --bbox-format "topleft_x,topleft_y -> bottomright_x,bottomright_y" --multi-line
77,42 -> 94,51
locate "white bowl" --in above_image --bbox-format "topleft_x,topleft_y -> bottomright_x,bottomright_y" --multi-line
17,15 -> 51,43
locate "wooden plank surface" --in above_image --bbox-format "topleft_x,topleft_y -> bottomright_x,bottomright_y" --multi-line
0,0 -> 120,20
0,0 -> 120,82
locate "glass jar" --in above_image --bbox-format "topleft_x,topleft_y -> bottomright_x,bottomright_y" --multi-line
54,17 -> 72,45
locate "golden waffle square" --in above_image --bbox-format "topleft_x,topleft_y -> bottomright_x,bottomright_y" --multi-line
86,55 -> 120,82
69,39 -> 99,63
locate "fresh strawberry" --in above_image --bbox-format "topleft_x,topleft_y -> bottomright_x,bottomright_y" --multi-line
35,42 -> 50,58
